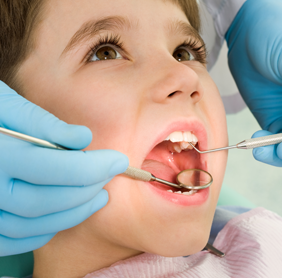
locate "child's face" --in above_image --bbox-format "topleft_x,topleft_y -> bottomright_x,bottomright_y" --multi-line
20,0 -> 228,258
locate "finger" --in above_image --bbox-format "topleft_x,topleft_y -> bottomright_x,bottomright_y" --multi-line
0,138 -> 128,186
0,176 -> 111,217
0,232 -> 55,256
0,189 -> 108,238
252,145 -> 282,167
0,81 -> 92,149
252,130 -> 282,166
251,130 -> 273,140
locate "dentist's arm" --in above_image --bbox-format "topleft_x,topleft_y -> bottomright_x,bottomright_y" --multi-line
226,0 -> 282,166
0,81 -> 129,256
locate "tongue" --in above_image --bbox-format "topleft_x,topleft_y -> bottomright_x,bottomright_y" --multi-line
141,141 -> 201,186
141,159 -> 177,183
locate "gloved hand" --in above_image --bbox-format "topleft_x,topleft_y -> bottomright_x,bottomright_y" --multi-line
0,81 -> 129,256
251,130 -> 282,167
226,0 -> 282,166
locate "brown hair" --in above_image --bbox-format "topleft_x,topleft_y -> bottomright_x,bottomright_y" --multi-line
0,0 -> 200,91
170,0 -> 201,32
0,0 -> 43,89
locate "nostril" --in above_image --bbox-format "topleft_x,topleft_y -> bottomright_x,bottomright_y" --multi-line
191,91 -> 200,99
168,91 -> 181,98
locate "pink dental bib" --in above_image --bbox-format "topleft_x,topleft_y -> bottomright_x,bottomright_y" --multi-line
84,208 -> 282,278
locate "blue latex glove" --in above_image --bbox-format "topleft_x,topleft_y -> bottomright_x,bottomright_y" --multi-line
226,0 -> 282,166
0,81 -> 129,256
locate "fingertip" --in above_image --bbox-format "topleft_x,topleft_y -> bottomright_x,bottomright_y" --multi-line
90,189 -> 109,214
84,149 -> 129,178
253,147 -> 267,161
253,144 -> 282,167
108,151 -> 129,177
251,130 -> 271,161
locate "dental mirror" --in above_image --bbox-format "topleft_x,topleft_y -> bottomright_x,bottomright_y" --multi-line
123,166 -> 213,191
176,169 -> 213,190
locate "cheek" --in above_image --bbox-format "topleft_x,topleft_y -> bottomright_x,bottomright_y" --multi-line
202,77 -> 228,146
199,77 -> 228,202
27,72 -> 138,150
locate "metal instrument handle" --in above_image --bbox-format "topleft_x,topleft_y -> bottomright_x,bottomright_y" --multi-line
237,133 -> 282,149
123,166 -> 152,182
123,166 -> 182,189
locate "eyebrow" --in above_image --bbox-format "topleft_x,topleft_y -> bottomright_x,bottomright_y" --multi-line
61,16 -> 204,58
167,19 -> 204,45
61,16 -> 134,57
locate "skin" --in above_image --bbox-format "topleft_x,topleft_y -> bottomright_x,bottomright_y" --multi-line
17,0 -> 228,277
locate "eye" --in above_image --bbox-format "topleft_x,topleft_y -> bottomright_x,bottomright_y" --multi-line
90,45 -> 122,62
173,47 -> 195,62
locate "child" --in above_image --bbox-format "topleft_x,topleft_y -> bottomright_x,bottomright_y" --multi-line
1,0 -> 282,277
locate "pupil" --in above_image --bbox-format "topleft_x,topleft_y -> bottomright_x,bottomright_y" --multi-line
173,49 -> 190,62
96,46 -> 117,60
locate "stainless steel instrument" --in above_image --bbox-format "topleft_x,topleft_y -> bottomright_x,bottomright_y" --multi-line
188,133 -> 282,154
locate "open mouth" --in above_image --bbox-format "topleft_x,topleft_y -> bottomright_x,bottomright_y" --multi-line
141,130 -> 206,194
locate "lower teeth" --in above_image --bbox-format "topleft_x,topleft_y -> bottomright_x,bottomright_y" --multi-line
167,189 -> 197,195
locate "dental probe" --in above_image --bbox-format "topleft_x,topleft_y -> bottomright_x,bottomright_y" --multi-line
0,127 -> 68,150
188,133 -> 282,154
0,127 -> 212,190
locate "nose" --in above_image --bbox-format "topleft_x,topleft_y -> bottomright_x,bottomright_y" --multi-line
148,60 -> 204,105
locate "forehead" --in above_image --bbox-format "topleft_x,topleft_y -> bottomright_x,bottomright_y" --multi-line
43,0 -> 188,31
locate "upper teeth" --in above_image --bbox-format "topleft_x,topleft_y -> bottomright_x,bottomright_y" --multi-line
164,131 -> 198,153
165,131 -> 198,143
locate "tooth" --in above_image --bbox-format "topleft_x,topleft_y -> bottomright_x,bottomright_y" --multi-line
173,143 -> 182,153
182,191 -> 192,195
169,131 -> 183,143
186,144 -> 194,150
180,141 -> 189,150
183,190 -> 197,195
174,191 -> 182,194
165,136 -> 170,141
191,134 -> 198,143
167,190 -> 173,192
183,131 -> 193,142
168,143 -> 175,153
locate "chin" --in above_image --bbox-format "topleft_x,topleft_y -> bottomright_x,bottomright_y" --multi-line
143,226 -> 211,258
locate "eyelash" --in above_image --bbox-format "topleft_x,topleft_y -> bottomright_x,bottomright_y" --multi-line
177,38 -> 207,64
85,34 -> 207,64
85,34 -> 124,62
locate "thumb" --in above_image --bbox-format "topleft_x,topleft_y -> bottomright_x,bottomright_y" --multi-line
252,130 -> 282,167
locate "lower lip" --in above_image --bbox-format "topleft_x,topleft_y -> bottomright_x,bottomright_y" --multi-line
147,182 -> 209,206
